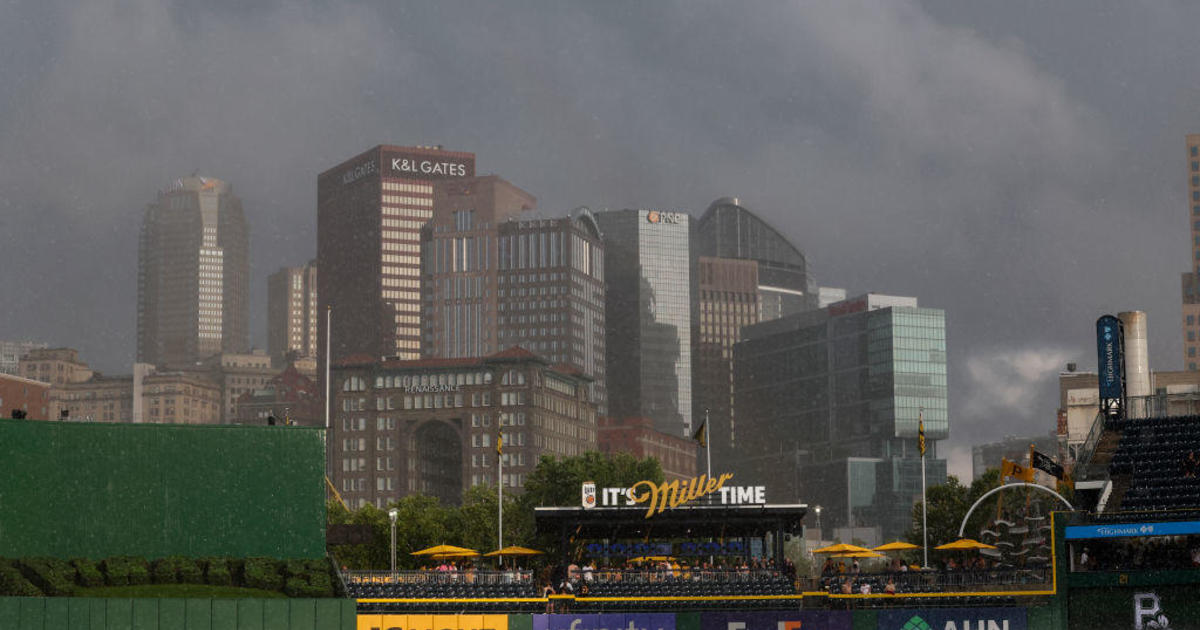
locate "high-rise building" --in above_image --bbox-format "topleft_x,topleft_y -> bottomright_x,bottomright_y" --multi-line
267,261 -> 318,364
317,145 -> 476,364
596,209 -> 693,437
693,199 -> 815,461
1183,134 -> 1200,370
137,176 -> 249,367
695,198 -> 816,320
419,176 -> 536,359
329,347 -> 597,508
0,341 -> 47,376
731,293 -> 949,540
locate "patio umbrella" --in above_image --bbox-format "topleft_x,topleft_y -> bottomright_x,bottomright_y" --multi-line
872,541 -> 919,552
934,538 -> 998,551
426,550 -> 480,560
628,556 -> 674,563
832,551 -> 885,558
483,546 -> 545,557
812,543 -> 872,554
412,544 -> 480,556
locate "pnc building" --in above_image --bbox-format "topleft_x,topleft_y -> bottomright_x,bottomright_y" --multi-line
317,145 -> 476,364
596,209 -> 693,437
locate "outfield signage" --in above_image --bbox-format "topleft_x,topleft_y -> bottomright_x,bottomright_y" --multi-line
581,473 -> 766,518
1065,520 -> 1200,540
700,611 -> 852,630
877,608 -> 1026,630
357,614 -> 508,630
533,614 -> 675,630
1096,314 -> 1124,400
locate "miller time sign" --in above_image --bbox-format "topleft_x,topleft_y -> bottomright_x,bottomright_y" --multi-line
582,473 -> 766,518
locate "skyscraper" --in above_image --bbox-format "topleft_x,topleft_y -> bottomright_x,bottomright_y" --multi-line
317,145 -> 475,364
596,209 -> 692,437
1183,134 -> 1200,370
419,175 -> 536,359
137,176 -> 249,367
731,293 -> 948,540
693,198 -> 814,462
267,260 -> 319,364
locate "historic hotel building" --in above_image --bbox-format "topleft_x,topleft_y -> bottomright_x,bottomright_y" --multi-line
329,347 -> 596,508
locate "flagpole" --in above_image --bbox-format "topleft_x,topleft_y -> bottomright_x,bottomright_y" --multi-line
920,408 -> 928,569
324,306 -> 331,429
497,433 -> 503,566
704,408 -> 712,483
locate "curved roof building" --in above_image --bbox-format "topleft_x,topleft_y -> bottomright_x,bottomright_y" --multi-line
695,197 -> 815,318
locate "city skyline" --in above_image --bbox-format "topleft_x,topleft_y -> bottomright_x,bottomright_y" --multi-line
4,2 -> 1199,481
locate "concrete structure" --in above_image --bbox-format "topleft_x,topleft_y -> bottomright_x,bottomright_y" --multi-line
0,340 -> 46,376
596,209 -> 693,437
317,144 -> 476,364
330,347 -> 597,508
0,373 -> 50,419
418,175 -> 536,359
18,347 -> 92,386
267,260 -> 319,365
597,416 -> 698,481
201,350 -> 279,423
137,176 -> 249,367
1184,134 -> 1200,370
731,293 -> 948,540
1119,311 -> 1151,398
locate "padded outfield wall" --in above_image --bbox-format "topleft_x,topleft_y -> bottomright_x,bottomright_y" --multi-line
0,419 -> 326,559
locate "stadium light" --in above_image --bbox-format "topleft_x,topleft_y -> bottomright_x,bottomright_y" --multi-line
388,508 -> 399,573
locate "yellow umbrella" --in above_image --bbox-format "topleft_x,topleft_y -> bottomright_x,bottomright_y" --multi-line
832,551 -> 885,558
427,550 -> 480,560
934,538 -> 998,551
483,546 -> 545,557
411,544 -> 479,556
873,541 -> 919,552
628,556 -> 674,563
812,543 -> 872,554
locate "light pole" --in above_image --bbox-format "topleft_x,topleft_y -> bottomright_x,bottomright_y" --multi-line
388,508 -> 399,574
814,505 -> 822,537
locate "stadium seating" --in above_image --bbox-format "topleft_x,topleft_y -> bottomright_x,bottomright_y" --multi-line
1107,414 -> 1200,511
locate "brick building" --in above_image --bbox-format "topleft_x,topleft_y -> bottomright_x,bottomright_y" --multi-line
330,347 -> 596,508
0,373 -> 50,419
597,416 -> 698,481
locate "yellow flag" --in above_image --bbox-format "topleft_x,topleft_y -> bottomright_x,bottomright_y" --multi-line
918,419 -> 926,457
692,421 -> 708,449
496,433 -> 503,456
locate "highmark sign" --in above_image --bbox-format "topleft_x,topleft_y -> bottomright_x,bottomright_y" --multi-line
581,473 -> 766,518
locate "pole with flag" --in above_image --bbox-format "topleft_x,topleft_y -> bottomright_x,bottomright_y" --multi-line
694,409 -> 711,485
324,306 -> 331,430
919,407 -> 928,569
497,428 -> 504,565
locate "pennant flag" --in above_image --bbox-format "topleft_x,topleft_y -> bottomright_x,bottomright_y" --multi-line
918,418 -> 926,457
496,433 -> 503,456
1031,449 -> 1065,480
692,421 -> 708,449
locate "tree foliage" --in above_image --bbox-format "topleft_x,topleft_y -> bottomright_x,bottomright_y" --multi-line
328,451 -> 664,570
904,468 -> 1003,550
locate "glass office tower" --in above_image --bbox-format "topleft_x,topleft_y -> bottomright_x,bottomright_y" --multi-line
732,293 -> 948,541
596,209 -> 693,437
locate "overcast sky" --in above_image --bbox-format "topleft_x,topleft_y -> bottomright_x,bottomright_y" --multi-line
0,1 -> 1194,479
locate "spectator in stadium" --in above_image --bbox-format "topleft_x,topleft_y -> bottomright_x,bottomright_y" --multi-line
1078,547 -> 1089,570
541,582 -> 556,613
840,579 -> 853,594
820,558 -> 835,576
859,581 -> 871,594
850,558 -> 860,574
1183,451 -> 1198,478
884,577 -> 896,594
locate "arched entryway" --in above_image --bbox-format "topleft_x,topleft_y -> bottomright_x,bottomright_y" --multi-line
412,421 -> 463,505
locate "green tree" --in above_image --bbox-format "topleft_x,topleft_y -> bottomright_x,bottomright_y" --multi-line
519,450 -> 663,509
451,484 -> 531,558
904,468 -> 1004,552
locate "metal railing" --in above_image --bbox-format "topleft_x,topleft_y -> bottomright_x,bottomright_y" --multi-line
345,569 -> 535,586
799,566 -> 1051,593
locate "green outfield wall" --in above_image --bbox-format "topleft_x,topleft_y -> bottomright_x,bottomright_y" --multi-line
0,419 -> 326,559
0,597 -> 356,630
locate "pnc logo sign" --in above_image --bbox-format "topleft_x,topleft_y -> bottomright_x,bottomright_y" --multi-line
646,210 -> 684,224
877,609 -> 1024,630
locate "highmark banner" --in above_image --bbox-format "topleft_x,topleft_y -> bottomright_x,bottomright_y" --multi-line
357,614 -> 509,630
699,611 -> 853,630
876,608 -> 1026,630
533,614 -> 676,630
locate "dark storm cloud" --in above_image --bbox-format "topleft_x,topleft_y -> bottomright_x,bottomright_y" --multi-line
0,0 -> 1193,477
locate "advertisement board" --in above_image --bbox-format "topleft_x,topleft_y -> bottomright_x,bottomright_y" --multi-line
1070,586 -> 1200,630
1065,520 -> 1200,540
699,611 -> 852,630
1096,314 -> 1124,401
358,614 -> 509,630
876,608 -> 1026,630
533,614 -> 675,630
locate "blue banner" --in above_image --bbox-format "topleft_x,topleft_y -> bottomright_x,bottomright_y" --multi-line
533,614 -> 675,630
1096,315 -> 1123,400
700,611 -> 852,630
877,608 -> 1026,630
1066,520 -> 1200,540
